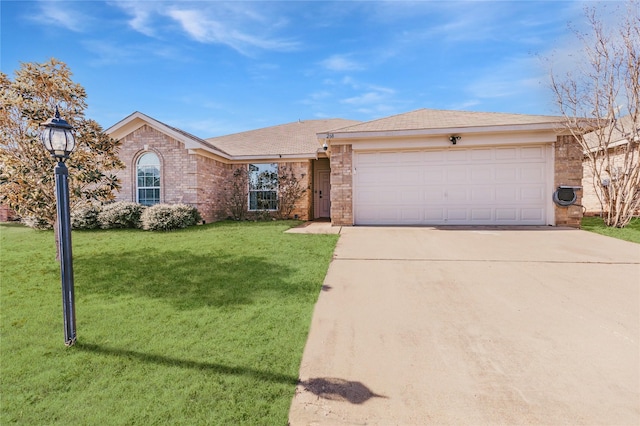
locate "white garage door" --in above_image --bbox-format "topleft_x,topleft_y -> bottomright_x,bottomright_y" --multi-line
354,146 -> 550,225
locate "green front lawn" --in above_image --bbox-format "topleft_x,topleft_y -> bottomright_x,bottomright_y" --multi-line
581,216 -> 640,243
0,221 -> 338,425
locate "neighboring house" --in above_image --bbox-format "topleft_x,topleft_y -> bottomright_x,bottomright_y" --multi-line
581,115 -> 639,215
106,108 -> 585,227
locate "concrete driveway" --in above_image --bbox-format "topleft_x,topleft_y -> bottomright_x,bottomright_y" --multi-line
289,227 -> 640,425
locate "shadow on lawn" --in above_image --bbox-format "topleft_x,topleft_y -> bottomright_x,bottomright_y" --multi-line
75,249 -> 306,309
77,342 -> 298,385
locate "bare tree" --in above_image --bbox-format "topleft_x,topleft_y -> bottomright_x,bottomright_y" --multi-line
550,0 -> 639,227
276,164 -> 307,220
221,166 -> 249,220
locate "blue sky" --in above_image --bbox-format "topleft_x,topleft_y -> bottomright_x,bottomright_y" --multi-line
0,1 -> 621,136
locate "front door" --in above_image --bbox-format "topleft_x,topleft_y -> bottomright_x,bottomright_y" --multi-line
317,169 -> 331,218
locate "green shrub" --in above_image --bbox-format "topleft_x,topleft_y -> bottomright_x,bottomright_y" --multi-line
141,203 -> 202,231
98,201 -> 145,229
71,204 -> 102,229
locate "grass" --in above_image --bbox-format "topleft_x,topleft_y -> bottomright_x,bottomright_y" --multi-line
0,221 -> 339,425
581,216 -> 640,243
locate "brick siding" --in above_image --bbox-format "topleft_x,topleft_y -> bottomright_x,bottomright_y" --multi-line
329,144 -> 353,226
554,135 -> 584,227
282,161 -> 312,220
114,125 -> 232,223
230,161 -> 312,221
114,126 -> 313,222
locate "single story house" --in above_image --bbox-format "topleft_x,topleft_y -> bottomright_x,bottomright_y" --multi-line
106,108 -> 585,227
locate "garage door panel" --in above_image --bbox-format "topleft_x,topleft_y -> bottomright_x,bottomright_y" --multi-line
424,188 -> 445,202
495,166 -> 518,182
521,208 -> 544,221
356,188 -> 379,202
378,190 -> 399,203
447,188 -> 468,202
398,169 -> 421,182
521,146 -> 545,159
471,149 -> 493,161
447,168 -> 467,182
521,186 -> 544,201
496,187 -> 518,201
446,209 -> 468,221
354,146 -> 549,225
424,168 -> 445,183
400,190 -> 422,204
471,186 -> 494,201
496,209 -> 518,221
521,165 -> 545,182
471,208 -> 493,221
495,148 -> 518,160
379,208 -> 400,221
396,151 -> 423,163
471,167 -> 493,181
357,152 -> 379,165
401,208 -> 421,221
425,208 -> 445,221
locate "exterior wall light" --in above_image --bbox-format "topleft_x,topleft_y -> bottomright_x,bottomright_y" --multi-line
40,106 -> 77,346
449,135 -> 461,145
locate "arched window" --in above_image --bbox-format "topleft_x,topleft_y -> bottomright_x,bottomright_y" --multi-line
136,152 -> 160,206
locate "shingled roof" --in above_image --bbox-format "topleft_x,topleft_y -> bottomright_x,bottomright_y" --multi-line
331,109 -> 566,134
582,114 -> 639,151
206,118 -> 360,157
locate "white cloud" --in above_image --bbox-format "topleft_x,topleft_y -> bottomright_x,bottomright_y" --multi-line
341,91 -> 387,106
167,7 -> 298,54
338,79 -> 397,115
109,1 -> 300,56
32,0 -> 91,32
320,54 -> 364,72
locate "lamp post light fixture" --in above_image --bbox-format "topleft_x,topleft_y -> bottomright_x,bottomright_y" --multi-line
40,107 -> 77,346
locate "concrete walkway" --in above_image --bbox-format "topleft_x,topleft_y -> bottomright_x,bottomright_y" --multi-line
285,221 -> 342,235
288,226 -> 640,425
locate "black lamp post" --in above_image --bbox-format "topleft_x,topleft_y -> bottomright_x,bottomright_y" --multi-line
40,107 -> 77,346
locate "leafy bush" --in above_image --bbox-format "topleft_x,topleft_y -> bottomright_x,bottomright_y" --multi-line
141,203 -> 202,231
98,201 -> 145,229
71,204 -> 102,229
21,216 -> 51,230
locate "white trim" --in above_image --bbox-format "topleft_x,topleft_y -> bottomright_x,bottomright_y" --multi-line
135,151 -> 161,206
345,132 -> 558,151
319,122 -> 568,141
107,112 -> 230,159
547,144 -> 556,226
248,163 -> 279,211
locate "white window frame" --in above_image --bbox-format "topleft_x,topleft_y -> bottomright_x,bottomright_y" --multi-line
136,152 -> 161,206
248,163 -> 278,211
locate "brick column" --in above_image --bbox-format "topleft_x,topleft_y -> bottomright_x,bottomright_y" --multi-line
554,135 -> 584,228
330,144 -> 353,226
